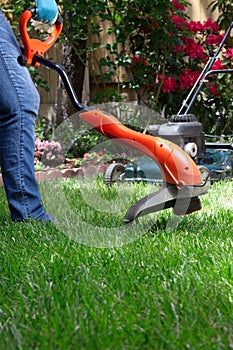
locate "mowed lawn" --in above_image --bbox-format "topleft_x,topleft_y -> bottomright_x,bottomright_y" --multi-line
0,178 -> 233,350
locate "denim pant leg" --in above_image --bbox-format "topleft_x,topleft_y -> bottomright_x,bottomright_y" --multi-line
0,11 -> 47,221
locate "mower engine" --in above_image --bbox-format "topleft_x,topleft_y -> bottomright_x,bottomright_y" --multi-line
148,116 -> 205,163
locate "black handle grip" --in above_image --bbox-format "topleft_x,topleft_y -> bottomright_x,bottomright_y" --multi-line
55,15 -> 63,25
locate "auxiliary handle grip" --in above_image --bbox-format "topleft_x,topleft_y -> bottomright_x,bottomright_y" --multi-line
19,7 -> 63,67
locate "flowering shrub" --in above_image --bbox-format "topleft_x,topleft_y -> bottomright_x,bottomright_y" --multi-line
127,3 -> 233,133
34,138 -> 63,166
95,0 -> 233,135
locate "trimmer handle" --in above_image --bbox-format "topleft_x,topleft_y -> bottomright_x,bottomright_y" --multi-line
19,7 -> 63,67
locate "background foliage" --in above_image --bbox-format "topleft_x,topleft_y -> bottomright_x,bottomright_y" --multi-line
2,0 -> 233,138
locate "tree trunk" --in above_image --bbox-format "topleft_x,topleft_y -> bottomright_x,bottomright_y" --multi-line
56,39 -> 86,124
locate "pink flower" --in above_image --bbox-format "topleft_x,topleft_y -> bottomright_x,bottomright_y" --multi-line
205,34 -> 224,46
171,0 -> 186,12
83,153 -> 89,160
34,151 -> 42,157
161,76 -> 178,93
186,20 -> 204,33
211,59 -> 225,70
36,139 -> 48,151
224,48 -> 233,59
175,45 -> 184,53
203,18 -> 219,32
171,15 -> 186,28
207,84 -> 220,96
35,137 -> 40,145
179,69 -> 200,90
34,137 -> 62,164
184,38 -> 206,60
46,151 -> 53,160
130,55 -> 148,66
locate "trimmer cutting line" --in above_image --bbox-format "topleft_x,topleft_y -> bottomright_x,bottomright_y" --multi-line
18,7 -> 232,223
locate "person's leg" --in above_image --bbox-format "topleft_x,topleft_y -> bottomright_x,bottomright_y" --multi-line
0,10 -> 50,221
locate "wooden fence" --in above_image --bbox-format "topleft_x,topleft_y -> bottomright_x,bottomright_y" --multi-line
38,0 -> 218,117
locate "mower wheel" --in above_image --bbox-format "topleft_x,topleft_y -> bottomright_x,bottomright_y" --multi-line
170,114 -> 197,122
104,163 -> 125,186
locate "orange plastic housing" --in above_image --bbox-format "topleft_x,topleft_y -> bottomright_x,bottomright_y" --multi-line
80,110 -> 203,187
19,9 -> 63,67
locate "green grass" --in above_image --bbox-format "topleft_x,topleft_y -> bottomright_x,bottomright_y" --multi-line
0,178 -> 233,350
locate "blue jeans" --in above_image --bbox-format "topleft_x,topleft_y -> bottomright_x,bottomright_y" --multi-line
0,10 -> 49,221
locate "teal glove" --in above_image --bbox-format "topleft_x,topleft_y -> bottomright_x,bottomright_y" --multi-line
35,0 -> 58,23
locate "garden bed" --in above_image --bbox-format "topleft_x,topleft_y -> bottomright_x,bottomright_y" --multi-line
35,160 -> 109,183
0,159 -> 110,186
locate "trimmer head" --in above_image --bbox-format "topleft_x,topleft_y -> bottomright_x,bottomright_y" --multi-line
123,183 -> 207,224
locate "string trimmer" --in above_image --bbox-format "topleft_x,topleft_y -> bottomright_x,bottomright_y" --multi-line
18,7 -> 213,224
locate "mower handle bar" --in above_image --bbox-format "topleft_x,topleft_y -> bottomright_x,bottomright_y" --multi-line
182,68 -> 233,115
178,21 -> 233,115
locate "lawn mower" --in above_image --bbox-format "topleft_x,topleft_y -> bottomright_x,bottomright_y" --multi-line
18,8 -> 233,224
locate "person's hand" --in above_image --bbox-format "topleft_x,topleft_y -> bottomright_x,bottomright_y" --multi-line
35,0 -> 58,24
30,19 -> 55,34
